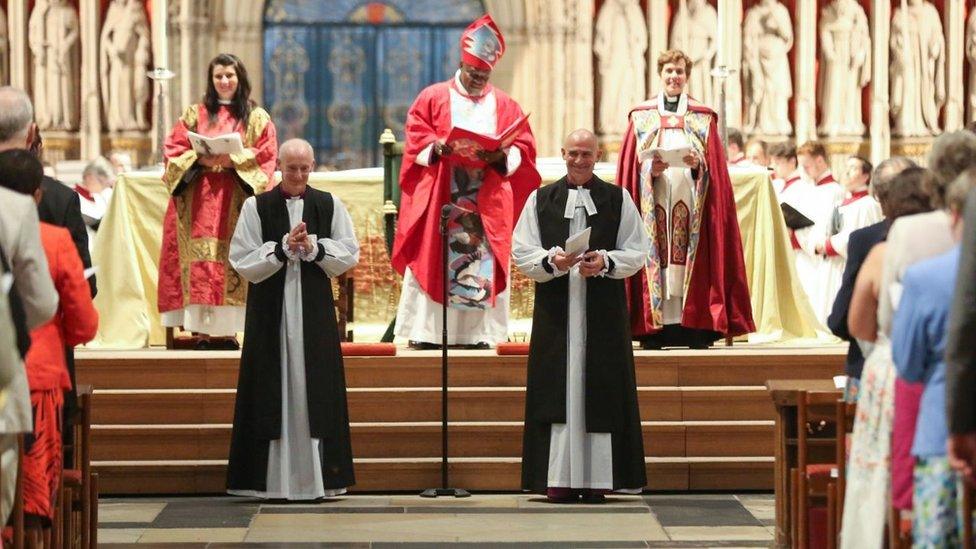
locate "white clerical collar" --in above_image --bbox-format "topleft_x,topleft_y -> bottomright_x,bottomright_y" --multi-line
564,186 -> 597,218
453,70 -> 486,97
657,93 -> 688,115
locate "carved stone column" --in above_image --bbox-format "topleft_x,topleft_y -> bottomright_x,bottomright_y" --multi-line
944,0 -> 965,131
7,0 -> 28,91
870,0 -> 891,163
216,0 -> 264,103
724,0 -> 743,129
646,0 -> 669,93
793,0 -> 817,142
79,0 -> 102,159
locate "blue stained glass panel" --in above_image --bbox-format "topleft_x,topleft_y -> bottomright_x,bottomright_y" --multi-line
264,1 -> 481,169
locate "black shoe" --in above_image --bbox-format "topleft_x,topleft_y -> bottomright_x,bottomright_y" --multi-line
409,340 -> 441,350
579,491 -> 606,504
471,341 -> 490,350
640,338 -> 663,350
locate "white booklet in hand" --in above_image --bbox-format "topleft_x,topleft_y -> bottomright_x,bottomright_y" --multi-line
565,227 -> 591,256
187,131 -> 244,156
638,145 -> 693,166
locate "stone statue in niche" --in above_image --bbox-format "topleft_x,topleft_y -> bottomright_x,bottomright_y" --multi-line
0,6 -> 8,86
669,0 -> 718,108
28,0 -> 80,131
594,0 -> 648,137
966,8 -> 976,123
100,0 -> 152,131
818,0 -> 871,137
890,0 -> 945,137
741,0 -> 794,136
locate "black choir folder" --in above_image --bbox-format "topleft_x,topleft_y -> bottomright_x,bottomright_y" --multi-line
780,202 -> 815,230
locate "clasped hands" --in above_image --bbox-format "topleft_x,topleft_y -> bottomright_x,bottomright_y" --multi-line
552,250 -> 605,277
285,222 -> 317,258
650,152 -> 700,178
198,154 -> 233,169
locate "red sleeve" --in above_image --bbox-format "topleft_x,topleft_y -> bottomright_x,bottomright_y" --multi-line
54,233 -> 98,346
824,237 -> 839,257
163,109 -> 194,162
494,91 -> 540,220
615,116 -> 642,213
400,86 -> 444,195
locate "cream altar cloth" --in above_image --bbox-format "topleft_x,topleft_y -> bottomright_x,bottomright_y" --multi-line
89,162 -> 828,347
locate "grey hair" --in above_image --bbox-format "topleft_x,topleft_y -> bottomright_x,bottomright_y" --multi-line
279,138 -> 314,160
871,156 -> 916,203
82,157 -> 115,181
928,131 -> 976,208
0,87 -> 34,143
946,167 -> 976,214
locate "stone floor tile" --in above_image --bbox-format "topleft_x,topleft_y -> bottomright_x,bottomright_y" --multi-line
388,494 -> 520,508
451,513 -> 667,542
150,500 -> 259,528
245,514 -> 461,543
137,527 -> 249,543
648,498 -> 762,527
517,494 -> 648,508
96,527 -> 145,544
663,525 -> 774,541
99,502 -> 167,524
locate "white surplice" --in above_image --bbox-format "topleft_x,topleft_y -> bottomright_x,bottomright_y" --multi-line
512,184 -> 650,489
227,193 -> 359,500
394,70 -> 521,346
793,173 -> 846,322
813,192 -> 884,323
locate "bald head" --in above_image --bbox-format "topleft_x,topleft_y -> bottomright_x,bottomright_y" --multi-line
279,138 -> 314,162
0,87 -> 35,151
562,129 -> 599,186
563,129 -> 598,152
278,139 -> 315,195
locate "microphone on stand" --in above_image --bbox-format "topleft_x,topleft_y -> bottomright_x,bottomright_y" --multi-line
440,204 -> 453,235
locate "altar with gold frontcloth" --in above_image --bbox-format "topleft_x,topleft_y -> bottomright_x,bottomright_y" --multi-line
89,162 -> 828,348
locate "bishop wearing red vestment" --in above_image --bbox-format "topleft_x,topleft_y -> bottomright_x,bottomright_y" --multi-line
392,14 -> 540,348
616,49 -> 754,349
157,54 -> 278,341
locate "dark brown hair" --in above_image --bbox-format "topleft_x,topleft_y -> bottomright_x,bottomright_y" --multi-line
203,53 -> 254,125
883,167 -> 936,220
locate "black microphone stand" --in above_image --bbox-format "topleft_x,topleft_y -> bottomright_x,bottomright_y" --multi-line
421,204 -> 470,498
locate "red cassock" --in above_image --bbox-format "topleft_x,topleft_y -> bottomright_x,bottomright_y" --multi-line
157,104 -> 278,317
616,99 -> 755,337
391,80 -> 540,305
23,223 -> 98,520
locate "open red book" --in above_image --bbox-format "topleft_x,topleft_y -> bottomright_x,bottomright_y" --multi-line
445,113 -> 530,167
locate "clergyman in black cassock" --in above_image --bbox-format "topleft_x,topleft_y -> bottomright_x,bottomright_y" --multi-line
513,130 -> 650,502
226,139 -> 358,499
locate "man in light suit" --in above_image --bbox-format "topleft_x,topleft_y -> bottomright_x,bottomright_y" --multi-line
0,86 -> 59,525
947,186 -> 976,482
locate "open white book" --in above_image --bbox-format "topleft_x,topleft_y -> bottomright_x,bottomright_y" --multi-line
565,227 -> 591,256
187,131 -> 244,156
638,145 -> 694,166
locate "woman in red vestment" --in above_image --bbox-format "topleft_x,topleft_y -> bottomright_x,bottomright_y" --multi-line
0,150 -> 98,537
157,53 -> 278,348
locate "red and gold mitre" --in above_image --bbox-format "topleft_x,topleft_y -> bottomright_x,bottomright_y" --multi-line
460,14 -> 505,70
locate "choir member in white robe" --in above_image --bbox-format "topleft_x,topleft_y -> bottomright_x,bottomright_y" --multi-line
812,155 -> 883,320
226,139 -> 358,500
795,141 -> 847,322
514,130 -> 649,502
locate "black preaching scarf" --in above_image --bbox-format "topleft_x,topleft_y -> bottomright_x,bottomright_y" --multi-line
227,186 -> 355,491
